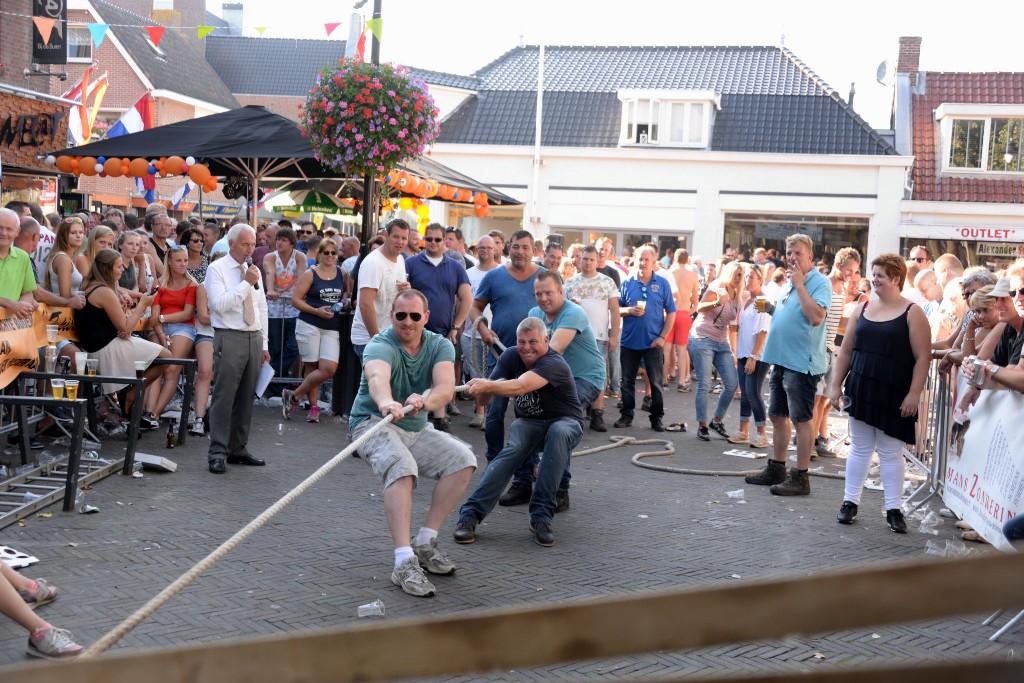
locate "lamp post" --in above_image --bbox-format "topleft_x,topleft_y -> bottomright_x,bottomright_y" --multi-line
358,0 -> 383,246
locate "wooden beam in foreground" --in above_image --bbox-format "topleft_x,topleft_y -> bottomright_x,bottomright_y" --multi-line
3,552 -> 1023,683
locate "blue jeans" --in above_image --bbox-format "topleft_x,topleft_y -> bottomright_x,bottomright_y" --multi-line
607,342 -> 621,393
737,358 -> 769,427
460,416 -> 583,526
1004,514 -> 1024,542
268,317 -> 298,377
515,376 -> 600,491
689,336 -> 738,424
619,346 -> 665,419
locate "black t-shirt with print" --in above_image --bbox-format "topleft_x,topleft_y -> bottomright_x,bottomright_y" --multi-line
490,347 -> 584,424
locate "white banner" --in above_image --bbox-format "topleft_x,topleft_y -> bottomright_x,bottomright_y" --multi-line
899,224 -> 1024,243
943,390 -> 1024,551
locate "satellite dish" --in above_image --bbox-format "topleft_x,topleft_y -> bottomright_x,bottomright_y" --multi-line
876,60 -> 895,86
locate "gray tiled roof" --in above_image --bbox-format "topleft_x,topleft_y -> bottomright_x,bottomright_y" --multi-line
205,36 -> 347,97
204,10 -> 231,36
407,67 -> 480,91
91,1 -> 238,110
437,45 -> 894,156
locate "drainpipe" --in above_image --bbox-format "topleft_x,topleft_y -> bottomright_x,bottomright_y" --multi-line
528,44 -> 544,234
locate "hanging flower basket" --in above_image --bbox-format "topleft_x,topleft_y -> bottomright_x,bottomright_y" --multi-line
300,59 -> 440,177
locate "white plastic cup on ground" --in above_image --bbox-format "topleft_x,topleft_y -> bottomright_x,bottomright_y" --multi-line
357,599 -> 385,617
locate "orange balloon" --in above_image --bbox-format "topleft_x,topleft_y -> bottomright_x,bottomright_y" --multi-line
154,159 -> 165,172
164,156 -> 184,175
79,157 -> 97,176
55,156 -> 74,173
188,163 -> 211,185
475,192 -> 489,207
204,177 -> 219,192
128,158 -> 150,177
475,206 -> 489,218
103,158 -> 123,177
121,163 -> 130,176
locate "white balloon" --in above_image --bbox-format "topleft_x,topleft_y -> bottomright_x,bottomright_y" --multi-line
185,156 -> 196,166
44,155 -> 56,166
94,163 -> 104,173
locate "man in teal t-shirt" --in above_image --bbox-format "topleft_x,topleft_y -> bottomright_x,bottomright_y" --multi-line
349,290 -> 476,599
745,233 -> 831,498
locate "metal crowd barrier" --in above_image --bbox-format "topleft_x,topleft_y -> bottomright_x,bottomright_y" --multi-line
904,359 -> 953,512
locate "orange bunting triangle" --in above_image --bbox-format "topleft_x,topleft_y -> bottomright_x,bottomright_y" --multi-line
32,16 -> 55,45
145,26 -> 165,47
197,26 -> 215,39
324,22 -> 341,37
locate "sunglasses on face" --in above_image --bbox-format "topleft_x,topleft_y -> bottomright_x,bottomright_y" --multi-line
298,230 -> 314,235
189,238 -> 204,244
424,237 -> 444,243
912,257 -> 928,263
320,250 -> 337,256
394,311 -> 423,322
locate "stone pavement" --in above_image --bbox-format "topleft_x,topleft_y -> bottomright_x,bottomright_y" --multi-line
0,381 -> 1019,678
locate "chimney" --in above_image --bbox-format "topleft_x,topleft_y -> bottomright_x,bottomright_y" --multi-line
897,36 -> 922,86
222,2 -> 243,36
848,82 -> 856,107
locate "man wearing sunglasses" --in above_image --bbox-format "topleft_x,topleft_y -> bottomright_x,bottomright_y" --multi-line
349,289 -> 476,597
296,222 -> 318,254
406,224 -> 472,430
615,245 -> 676,432
908,245 -> 932,270
456,316 -> 584,547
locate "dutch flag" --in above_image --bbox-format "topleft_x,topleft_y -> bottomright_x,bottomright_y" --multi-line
107,93 -> 154,138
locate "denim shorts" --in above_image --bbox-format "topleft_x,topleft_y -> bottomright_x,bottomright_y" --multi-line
815,350 -> 835,397
574,376 -> 601,408
768,365 -> 820,423
164,322 -> 197,341
195,333 -> 214,345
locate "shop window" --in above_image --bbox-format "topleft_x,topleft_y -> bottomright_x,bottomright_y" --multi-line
618,90 -> 718,148
723,212 -> 868,266
67,25 -> 93,63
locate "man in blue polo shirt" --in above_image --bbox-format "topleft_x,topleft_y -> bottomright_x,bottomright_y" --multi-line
406,223 -> 472,430
745,233 -> 831,496
615,245 -> 675,431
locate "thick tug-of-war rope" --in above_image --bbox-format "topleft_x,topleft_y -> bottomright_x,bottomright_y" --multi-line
82,322 -> 841,657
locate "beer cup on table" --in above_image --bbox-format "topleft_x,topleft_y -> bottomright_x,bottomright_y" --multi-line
51,379 -> 65,400
65,380 -> 79,401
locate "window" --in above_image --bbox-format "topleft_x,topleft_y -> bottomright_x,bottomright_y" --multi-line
618,90 -> 719,148
937,104 -> 1024,174
67,25 -> 92,63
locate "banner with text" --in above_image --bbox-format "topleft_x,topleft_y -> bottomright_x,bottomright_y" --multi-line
943,389 -> 1024,551
0,307 -> 82,390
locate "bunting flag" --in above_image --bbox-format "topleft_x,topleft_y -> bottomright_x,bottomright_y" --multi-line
107,92 -> 154,138
32,16 -> 55,44
197,25 -> 215,39
145,26 -> 165,47
324,22 -> 341,37
366,17 -> 382,42
172,179 -> 196,209
137,176 -> 156,204
255,26 -> 268,36
87,23 -> 109,48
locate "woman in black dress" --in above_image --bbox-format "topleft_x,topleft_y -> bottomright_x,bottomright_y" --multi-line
830,253 -> 931,533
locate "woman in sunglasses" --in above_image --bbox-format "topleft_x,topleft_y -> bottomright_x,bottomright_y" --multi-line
181,227 -> 209,283
282,237 -> 344,423
686,260 -> 743,441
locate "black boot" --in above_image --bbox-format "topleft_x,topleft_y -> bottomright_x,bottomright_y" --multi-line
770,468 -> 811,496
745,458 -> 787,486
589,409 -> 607,432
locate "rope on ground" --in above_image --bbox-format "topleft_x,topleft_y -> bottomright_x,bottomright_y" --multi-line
81,389 -> 442,659
574,434 -> 846,479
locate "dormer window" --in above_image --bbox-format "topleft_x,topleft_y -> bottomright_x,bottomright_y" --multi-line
936,104 -> 1024,173
618,90 -> 719,148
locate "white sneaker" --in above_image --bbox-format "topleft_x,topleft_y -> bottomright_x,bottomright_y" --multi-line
412,538 -> 457,575
391,556 -> 436,597
27,626 -> 83,660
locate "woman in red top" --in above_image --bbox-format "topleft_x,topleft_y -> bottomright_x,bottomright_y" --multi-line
144,247 -> 198,428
